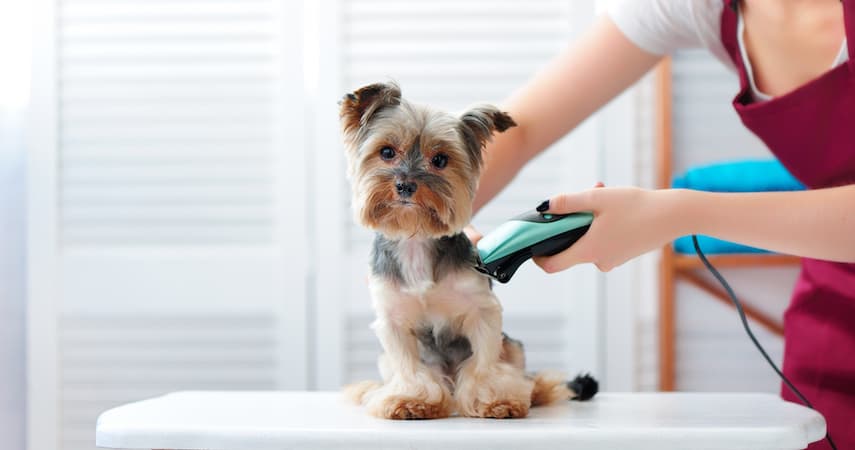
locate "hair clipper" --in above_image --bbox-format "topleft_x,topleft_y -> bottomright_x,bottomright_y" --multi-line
475,211 -> 593,283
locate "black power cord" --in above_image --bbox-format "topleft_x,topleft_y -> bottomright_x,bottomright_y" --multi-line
691,235 -> 837,450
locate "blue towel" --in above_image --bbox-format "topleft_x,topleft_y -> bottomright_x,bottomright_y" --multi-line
671,159 -> 805,255
673,235 -> 768,255
672,159 -> 805,192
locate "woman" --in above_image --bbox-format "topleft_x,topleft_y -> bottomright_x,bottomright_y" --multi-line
469,1 -> 855,449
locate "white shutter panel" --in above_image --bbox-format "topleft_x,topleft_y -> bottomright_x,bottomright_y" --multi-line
671,50 -> 770,173
30,1 -> 308,450
58,0 -> 282,247
313,0 -> 602,389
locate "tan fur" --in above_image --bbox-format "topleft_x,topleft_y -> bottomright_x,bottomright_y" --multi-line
530,371 -> 573,406
500,337 -> 526,370
343,380 -> 381,404
480,400 -> 530,419
340,82 -> 581,420
375,396 -> 452,420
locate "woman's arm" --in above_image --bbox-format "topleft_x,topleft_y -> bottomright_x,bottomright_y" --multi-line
474,15 -> 662,213
533,186 -> 855,272
681,186 -> 855,262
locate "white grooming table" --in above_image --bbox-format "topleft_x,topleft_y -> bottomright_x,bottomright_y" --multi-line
95,391 -> 826,450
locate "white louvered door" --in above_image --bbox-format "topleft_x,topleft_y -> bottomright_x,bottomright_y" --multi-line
29,1 -> 308,450
312,0 -> 603,389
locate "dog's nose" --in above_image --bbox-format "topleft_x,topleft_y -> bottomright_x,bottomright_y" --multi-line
395,181 -> 418,198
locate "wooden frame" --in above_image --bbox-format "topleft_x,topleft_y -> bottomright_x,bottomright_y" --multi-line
654,59 -> 799,391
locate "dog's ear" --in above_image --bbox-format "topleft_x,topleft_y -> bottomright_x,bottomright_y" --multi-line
340,82 -> 402,138
458,105 -> 517,167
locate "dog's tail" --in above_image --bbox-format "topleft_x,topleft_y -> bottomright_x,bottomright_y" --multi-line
567,373 -> 599,401
530,372 -> 598,406
342,380 -> 382,404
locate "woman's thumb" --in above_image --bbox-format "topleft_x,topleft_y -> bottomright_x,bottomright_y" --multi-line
463,224 -> 483,245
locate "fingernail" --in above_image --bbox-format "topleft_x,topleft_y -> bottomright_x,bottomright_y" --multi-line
536,200 -> 550,212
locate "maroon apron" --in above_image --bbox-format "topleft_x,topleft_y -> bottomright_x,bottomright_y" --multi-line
721,1 -> 855,448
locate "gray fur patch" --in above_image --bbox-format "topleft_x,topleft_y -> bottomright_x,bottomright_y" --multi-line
370,234 -> 404,283
369,232 -> 481,286
432,233 -> 479,281
415,325 -> 473,377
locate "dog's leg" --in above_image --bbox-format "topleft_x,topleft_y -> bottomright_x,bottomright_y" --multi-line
365,317 -> 452,419
500,335 -> 573,406
453,295 -> 534,418
360,281 -> 452,420
500,333 -> 526,370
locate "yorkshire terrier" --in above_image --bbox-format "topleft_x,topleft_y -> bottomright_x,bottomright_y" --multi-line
340,82 -> 597,419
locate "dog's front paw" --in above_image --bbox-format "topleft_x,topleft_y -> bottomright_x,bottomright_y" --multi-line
370,395 -> 451,420
364,375 -> 452,420
479,399 -> 529,418
455,363 -> 533,419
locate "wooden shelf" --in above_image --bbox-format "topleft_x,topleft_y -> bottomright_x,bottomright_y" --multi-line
678,270 -> 785,336
673,253 -> 801,271
654,59 -> 800,391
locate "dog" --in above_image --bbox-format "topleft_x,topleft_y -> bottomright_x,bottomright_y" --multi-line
340,82 -> 597,419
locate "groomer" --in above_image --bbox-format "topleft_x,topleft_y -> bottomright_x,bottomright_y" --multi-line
468,1 -> 855,449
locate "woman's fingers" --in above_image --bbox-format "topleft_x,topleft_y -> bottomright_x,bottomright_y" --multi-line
463,224 -> 483,245
536,189 -> 598,214
532,234 -> 593,272
531,184 -> 604,270
534,187 -> 673,274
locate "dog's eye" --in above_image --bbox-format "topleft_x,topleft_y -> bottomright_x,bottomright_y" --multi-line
431,153 -> 448,169
379,147 -> 396,160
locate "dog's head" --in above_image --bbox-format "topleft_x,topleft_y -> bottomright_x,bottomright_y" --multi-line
340,82 -> 516,239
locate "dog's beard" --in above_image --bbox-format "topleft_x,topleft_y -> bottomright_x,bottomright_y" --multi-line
356,180 -> 463,239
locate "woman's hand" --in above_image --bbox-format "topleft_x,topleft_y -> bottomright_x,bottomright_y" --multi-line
532,187 -> 683,273
464,183 -> 605,247
463,225 -> 483,246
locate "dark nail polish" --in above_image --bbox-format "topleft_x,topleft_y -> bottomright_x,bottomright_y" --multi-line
536,200 -> 549,212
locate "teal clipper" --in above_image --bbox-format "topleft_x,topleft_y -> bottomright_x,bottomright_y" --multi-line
475,211 -> 593,283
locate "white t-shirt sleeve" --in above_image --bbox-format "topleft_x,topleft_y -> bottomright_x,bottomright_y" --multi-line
606,0 -> 730,67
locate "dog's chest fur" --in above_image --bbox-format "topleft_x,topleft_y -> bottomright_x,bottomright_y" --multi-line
370,232 -> 481,293
394,239 -> 435,293
370,232 -> 492,377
